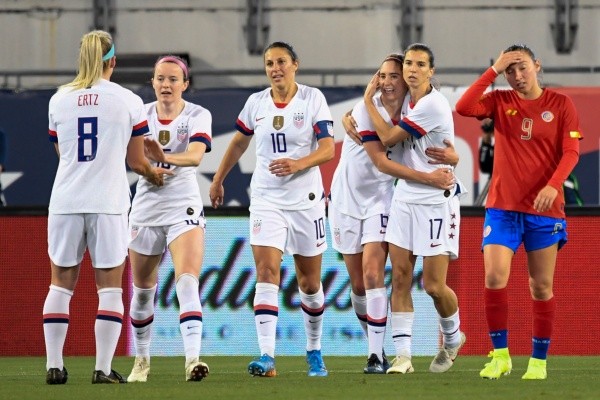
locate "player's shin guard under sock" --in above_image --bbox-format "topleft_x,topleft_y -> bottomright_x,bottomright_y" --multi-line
391,312 -> 414,358
300,283 -> 325,351
350,291 -> 368,336
176,273 -> 203,360
43,285 -> 73,370
130,284 -> 156,358
531,297 -> 555,359
95,288 -> 123,375
254,282 -> 279,357
366,287 -> 387,360
485,287 -> 508,349
439,309 -> 462,348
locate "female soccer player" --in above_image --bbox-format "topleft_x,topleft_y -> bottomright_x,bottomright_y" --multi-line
209,41 -> 334,377
455,44 -> 582,380
127,56 -> 212,383
362,43 -> 466,375
44,30 -> 167,385
332,53 -> 456,373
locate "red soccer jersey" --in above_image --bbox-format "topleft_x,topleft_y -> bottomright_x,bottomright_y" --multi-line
456,68 -> 583,218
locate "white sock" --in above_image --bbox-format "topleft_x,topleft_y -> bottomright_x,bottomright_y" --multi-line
129,284 -> 156,358
176,273 -> 203,362
391,312 -> 414,358
439,309 -> 461,348
350,291 -> 368,336
43,285 -> 73,370
95,288 -> 124,375
366,287 -> 388,361
254,282 -> 279,357
300,283 -> 325,352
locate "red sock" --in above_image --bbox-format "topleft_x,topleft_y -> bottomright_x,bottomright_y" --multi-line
484,287 -> 508,332
532,297 -> 556,339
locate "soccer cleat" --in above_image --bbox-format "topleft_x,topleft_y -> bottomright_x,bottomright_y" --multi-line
429,331 -> 466,373
306,349 -> 328,377
46,367 -> 68,385
92,369 -> 127,384
382,350 -> 390,372
127,356 -> 150,383
479,348 -> 512,379
185,358 -> 209,381
363,353 -> 386,374
386,355 -> 414,374
248,354 -> 277,377
521,358 -> 547,380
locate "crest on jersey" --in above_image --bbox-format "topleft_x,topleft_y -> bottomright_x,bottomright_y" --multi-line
326,121 -> 334,136
158,130 -> 170,145
333,227 -> 341,246
273,116 -> 284,130
541,111 -> 554,122
177,124 -> 189,142
252,219 -> 262,235
293,112 -> 304,128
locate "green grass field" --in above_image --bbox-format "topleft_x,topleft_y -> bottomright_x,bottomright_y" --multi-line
1,355 -> 599,400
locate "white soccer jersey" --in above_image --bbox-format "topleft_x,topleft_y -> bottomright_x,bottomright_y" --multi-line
330,95 -> 400,219
48,79 -> 149,214
236,83 -> 333,210
129,101 -> 212,226
395,88 -> 463,204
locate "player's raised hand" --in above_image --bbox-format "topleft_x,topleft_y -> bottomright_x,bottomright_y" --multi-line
492,50 -> 524,74
364,71 -> 380,102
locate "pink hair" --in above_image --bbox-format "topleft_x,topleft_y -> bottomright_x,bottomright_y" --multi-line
155,56 -> 189,80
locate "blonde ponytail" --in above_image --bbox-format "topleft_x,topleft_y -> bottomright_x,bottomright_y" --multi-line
61,30 -> 113,90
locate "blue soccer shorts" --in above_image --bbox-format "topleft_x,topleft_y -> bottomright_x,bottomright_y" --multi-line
482,208 -> 567,252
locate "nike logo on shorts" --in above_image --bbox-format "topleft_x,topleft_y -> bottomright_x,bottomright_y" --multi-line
430,243 -> 442,247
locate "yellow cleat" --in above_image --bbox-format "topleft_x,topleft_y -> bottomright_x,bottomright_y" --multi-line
127,356 -> 150,383
522,358 -> 547,380
430,331 -> 466,373
386,356 -> 414,374
479,348 -> 512,379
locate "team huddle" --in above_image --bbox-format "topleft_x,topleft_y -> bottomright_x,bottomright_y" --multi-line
42,30 -> 582,385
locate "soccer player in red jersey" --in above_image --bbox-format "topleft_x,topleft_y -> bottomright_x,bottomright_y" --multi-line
455,44 -> 583,380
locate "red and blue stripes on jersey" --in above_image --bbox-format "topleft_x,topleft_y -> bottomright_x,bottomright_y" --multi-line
132,120 -> 150,137
190,132 -> 212,152
360,130 -> 381,143
235,118 -> 254,136
48,129 -> 58,143
399,118 -> 427,139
